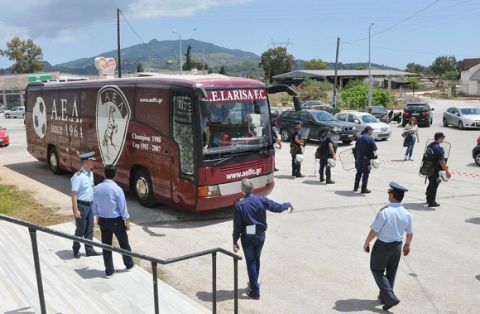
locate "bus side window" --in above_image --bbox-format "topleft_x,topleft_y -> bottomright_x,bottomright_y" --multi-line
172,91 -> 195,179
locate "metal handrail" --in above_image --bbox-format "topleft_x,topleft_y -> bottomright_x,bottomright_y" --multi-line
0,213 -> 242,314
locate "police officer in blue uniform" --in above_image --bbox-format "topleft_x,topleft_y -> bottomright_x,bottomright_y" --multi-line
354,126 -> 377,193
71,152 -> 100,258
290,121 -> 304,177
232,179 -> 293,300
317,128 -> 337,184
363,182 -> 413,311
425,132 -> 451,207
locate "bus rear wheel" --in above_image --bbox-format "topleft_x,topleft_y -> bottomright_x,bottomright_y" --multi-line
48,147 -> 64,175
133,168 -> 156,207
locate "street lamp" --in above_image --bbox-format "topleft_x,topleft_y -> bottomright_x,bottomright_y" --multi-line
172,29 -> 182,73
368,22 -> 375,107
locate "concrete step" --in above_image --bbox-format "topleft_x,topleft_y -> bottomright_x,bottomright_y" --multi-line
0,221 -> 209,313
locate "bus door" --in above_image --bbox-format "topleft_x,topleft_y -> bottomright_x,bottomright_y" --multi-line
135,85 -> 172,199
59,88 -> 83,170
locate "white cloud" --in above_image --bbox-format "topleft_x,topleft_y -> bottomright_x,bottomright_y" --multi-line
0,0 -> 250,38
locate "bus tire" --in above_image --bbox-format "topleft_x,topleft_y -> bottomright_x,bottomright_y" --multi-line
48,147 -> 64,175
133,168 -> 156,207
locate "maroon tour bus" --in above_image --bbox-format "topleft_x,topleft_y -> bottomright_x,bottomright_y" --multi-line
25,75 -> 292,211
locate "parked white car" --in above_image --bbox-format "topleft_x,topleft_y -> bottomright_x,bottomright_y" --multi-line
4,106 -> 25,119
335,111 -> 391,140
443,106 -> 480,129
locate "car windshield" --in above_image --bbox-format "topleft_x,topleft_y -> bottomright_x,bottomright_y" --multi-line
406,104 -> 427,110
361,115 -> 379,123
460,108 -> 480,115
369,107 -> 386,114
313,111 -> 336,122
200,99 -> 271,159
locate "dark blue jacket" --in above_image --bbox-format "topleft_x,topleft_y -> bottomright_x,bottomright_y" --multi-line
233,193 -> 291,243
355,133 -> 377,166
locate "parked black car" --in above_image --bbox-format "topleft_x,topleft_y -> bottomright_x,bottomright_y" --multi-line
473,136 -> 480,166
402,102 -> 433,127
277,109 -> 357,144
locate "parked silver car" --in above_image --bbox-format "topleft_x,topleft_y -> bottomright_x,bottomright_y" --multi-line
4,106 -> 25,119
335,111 -> 391,140
443,106 -> 480,129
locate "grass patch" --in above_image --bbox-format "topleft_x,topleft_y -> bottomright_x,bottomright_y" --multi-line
0,183 -> 70,226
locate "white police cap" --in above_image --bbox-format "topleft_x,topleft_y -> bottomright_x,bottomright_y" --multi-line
388,181 -> 408,193
79,151 -> 96,161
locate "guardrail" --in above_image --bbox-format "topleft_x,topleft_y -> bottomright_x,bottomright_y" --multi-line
0,213 -> 242,314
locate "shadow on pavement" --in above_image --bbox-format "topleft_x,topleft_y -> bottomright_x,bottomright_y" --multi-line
74,267 -> 106,280
274,175 -> 295,180
4,307 -> 34,314
332,299 -> 384,313
466,162 -> 479,168
303,179 -> 321,185
197,288 -> 250,302
402,202 -> 435,211
465,217 -> 480,225
334,190 -> 366,197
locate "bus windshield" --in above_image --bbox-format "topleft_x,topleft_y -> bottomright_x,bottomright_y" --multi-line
200,99 -> 271,160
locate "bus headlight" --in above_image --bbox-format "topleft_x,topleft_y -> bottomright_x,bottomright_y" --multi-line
198,185 -> 221,197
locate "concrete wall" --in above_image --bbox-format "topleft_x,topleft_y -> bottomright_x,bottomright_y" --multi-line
460,63 -> 480,95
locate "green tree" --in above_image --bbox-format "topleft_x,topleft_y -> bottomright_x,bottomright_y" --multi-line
183,45 -> 193,71
341,83 -> 388,109
259,47 -> 294,83
407,77 -> 421,97
442,70 -> 459,81
297,78 -> 332,101
136,62 -> 144,72
0,37 -> 44,73
431,56 -> 458,77
303,58 -> 328,70
219,66 -> 226,75
405,63 -> 425,74
355,64 -> 366,70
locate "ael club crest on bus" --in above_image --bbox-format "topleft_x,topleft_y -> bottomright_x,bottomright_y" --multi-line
96,85 -> 131,166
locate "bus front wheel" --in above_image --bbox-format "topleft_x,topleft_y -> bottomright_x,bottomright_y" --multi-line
133,168 -> 156,207
48,147 -> 64,175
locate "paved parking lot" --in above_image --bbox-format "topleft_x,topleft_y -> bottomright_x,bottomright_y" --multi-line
1,97 -> 479,313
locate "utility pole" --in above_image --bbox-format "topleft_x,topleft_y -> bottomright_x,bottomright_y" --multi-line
117,8 -> 122,78
368,22 -> 375,107
333,37 -> 340,108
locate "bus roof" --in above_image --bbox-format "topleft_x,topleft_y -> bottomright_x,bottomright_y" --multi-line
27,74 -> 265,90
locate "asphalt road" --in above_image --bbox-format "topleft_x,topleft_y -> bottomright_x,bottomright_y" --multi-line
1,97 -> 480,313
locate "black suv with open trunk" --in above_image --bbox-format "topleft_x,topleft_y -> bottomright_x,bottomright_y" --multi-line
402,102 -> 433,127
277,109 -> 357,144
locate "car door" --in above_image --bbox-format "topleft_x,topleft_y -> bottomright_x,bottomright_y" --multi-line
450,108 -> 459,125
348,114 -> 364,134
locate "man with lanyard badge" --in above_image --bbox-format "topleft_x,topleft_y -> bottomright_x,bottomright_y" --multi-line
71,151 -> 100,258
363,182 -> 413,311
232,179 -> 293,300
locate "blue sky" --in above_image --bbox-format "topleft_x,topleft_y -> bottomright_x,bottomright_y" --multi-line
0,0 -> 478,70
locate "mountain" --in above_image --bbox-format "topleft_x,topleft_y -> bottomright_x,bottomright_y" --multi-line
0,39 -> 402,78
53,38 -> 264,77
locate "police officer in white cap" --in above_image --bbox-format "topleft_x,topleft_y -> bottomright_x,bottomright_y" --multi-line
363,182 -> 413,311
71,151 -> 100,258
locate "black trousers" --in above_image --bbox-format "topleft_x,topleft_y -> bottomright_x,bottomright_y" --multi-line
72,202 -> 95,254
319,158 -> 331,180
426,172 -> 440,204
99,217 -> 134,276
291,154 -> 302,176
370,240 -> 402,304
354,159 -> 370,189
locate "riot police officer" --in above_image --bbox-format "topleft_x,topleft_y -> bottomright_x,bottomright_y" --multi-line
317,128 -> 336,183
290,121 -> 304,178
425,132 -> 451,207
363,182 -> 413,311
354,126 -> 377,193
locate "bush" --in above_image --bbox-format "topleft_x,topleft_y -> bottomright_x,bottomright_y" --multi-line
341,83 -> 389,109
297,78 -> 332,101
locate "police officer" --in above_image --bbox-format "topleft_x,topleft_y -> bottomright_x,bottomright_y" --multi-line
232,179 -> 293,300
354,125 -> 377,193
290,121 -> 304,177
363,182 -> 413,311
71,152 -> 100,258
425,132 -> 451,207
317,128 -> 336,184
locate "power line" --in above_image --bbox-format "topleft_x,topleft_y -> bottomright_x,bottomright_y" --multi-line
119,10 -> 163,59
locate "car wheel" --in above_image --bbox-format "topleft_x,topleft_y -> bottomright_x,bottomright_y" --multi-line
475,152 -> 480,166
133,168 -> 156,207
342,140 -> 353,145
280,128 -> 290,142
443,117 -> 448,127
4,113 -> 9,118
48,147 -> 64,175
458,121 -> 464,130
